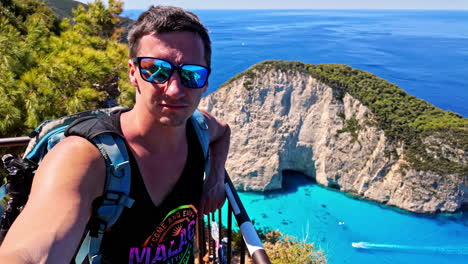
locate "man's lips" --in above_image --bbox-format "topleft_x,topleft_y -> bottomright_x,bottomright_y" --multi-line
160,103 -> 188,109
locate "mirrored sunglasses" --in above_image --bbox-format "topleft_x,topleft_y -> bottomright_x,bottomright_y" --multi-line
132,57 -> 210,89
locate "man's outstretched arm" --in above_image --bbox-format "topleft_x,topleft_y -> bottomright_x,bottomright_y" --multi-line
0,136 -> 105,264
198,110 -> 231,215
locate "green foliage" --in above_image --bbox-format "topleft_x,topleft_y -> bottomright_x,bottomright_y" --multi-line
221,60 -> 308,91
243,79 -> 253,90
225,220 -> 282,250
337,115 -> 362,143
230,227 -> 244,251
0,0 -> 132,139
332,88 -> 345,101
264,232 -> 327,264
0,0 -> 61,35
219,221 -> 326,263
263,229 -> 282,244
336,111 -> 346,120
72,0 -> 124,40
221,60 -> 467,176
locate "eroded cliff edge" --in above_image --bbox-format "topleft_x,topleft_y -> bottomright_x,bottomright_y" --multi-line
200,61 -> 467,213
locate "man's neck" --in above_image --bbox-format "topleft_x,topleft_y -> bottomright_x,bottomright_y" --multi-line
120,108 -> 187,155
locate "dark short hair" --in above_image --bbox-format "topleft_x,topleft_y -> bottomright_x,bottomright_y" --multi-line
128,5 -> 211,67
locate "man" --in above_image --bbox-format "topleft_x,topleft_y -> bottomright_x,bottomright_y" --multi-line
0,5 -> 230,264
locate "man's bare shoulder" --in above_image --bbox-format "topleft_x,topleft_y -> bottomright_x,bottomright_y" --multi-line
28,135 -> 106,199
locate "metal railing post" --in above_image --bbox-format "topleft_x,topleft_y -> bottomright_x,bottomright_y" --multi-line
211,212 -> 216,261
218,208 -> 222,252
0,137 -> 30,148
197,217 -> 204,264
224,171 -> 271,264
227,203 -> 233,264
202,217 -> 207,263
207,214 -> 212,261
240,241 -> 246,264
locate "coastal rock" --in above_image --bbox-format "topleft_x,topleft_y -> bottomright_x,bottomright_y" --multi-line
200,61 -> 467,213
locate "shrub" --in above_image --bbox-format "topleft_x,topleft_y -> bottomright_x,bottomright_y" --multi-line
264,231 -> 327,264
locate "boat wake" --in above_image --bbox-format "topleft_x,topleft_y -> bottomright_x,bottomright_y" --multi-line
351,242 -> 468,255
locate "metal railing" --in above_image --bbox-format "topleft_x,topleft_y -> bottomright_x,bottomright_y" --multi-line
0,137 -> 271,264
196,172 -> 271,264
0,137 -> 30,148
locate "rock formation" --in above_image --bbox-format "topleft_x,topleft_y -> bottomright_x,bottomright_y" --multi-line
200,61 -> 467,213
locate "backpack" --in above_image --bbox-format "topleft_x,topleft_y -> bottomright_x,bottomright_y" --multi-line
0,106 -> 211,264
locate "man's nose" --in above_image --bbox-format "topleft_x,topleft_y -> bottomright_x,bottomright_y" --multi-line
164,70 -> 186,98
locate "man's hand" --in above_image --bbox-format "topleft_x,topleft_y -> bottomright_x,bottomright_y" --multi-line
198,110 -> 230,215
199,171 -> 226,215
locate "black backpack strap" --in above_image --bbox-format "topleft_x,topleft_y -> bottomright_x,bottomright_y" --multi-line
66,116 -> 134,264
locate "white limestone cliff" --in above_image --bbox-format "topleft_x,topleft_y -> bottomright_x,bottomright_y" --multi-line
200,66 -> 466,213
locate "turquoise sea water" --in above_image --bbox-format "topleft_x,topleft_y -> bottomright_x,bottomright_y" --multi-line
236,172 -> 468,264
122,9 -> 468,264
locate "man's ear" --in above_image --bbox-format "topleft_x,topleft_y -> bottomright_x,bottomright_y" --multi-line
128,59 -> 138,87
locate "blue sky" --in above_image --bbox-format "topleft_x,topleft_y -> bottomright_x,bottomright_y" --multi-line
76,0 -> 468,10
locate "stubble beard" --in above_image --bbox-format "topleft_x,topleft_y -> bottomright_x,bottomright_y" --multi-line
153,102 -> 199,128
143,90 -> 203,128
157,114 -> 188,127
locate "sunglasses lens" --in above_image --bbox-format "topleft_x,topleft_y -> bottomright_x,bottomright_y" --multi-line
181,65 -> 209,88
139,58 -> 172,83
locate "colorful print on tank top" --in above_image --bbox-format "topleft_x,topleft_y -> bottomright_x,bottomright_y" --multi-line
128,205 -> 198,264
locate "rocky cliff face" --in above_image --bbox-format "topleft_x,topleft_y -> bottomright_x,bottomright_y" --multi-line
200,62 -> 467,213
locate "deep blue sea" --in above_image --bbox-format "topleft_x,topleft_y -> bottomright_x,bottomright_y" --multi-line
123,9 -> 468,264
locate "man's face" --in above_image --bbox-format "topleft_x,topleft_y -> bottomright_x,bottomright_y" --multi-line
129,31 -> 208,127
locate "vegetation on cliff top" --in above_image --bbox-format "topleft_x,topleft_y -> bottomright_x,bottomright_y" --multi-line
221,60 -> 468,176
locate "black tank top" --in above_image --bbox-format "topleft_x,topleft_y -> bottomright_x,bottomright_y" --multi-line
99,112 -> 205,264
